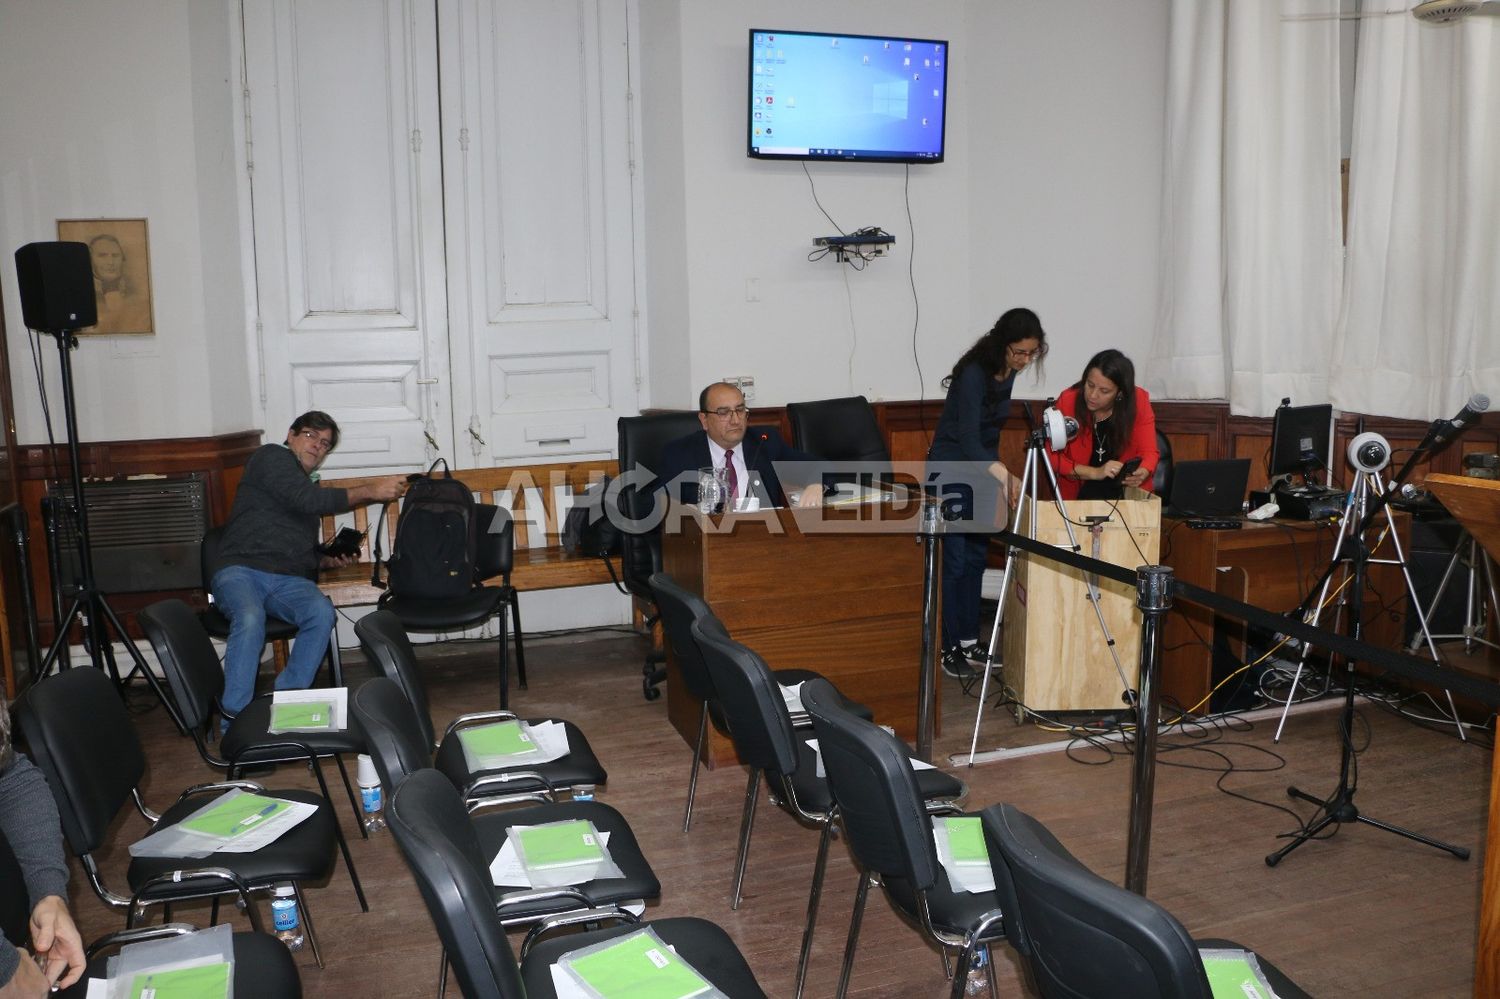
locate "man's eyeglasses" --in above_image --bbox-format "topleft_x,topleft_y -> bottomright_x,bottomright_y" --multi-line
1007,345 -> 1045,360
296,429 -> 334,451
703,405 -> 749,420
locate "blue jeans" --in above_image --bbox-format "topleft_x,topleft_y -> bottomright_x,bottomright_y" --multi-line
941,530 -> 991,650
211,565 -> 335,719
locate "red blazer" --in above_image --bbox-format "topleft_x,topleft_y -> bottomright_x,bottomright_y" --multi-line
1049,386 -> 1158,500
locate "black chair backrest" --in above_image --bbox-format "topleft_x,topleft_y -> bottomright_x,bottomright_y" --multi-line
988,802 -> 1209,998
689,616 -> 799,777
15,667 -> 145,856
354,610 -> 437,749
648,572 -> 718,704
475,503 -> 513,580
349,676 -> 438,793
387,769 -> 524,999
800,678 -> 938,892
200,525 -> 224,593
138,598 -> 223,730
1153,429 -> 1174,498
617,411 -> 703,596
786,395 -> 891,465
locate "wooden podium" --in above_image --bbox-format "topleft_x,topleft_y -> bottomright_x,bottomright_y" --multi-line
1003,492 -> 1161,714
659,500 -> 929,767
1422,474 -> 1500,999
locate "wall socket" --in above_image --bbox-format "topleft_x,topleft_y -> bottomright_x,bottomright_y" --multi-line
722,375 -> 756,402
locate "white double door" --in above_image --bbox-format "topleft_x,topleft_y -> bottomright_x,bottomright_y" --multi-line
243,0 -> 640,472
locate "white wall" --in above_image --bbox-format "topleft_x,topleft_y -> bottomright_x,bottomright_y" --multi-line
0,0 -> 251,445
637,0 -> 1169,410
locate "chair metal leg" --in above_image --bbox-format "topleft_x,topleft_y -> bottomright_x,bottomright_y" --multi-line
326,633 -> 343,688
437,948 -> 449,999
497,610 -> 509,710
794,818 -> 835,999
731,768 -> 762,910
683,702 -> 707,833
333,753 -> 367,839
508,588 -> 527,690
307,758 -> 369,912
835,873 -> 871,999
208,897 -> 218,926
987,945 -> 998,999
293,881 -> 325,970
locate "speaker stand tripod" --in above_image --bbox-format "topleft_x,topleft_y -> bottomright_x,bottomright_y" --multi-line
1265,467 -> 1468,866
35,327 -> 185,731
1409,529 -> 1499,657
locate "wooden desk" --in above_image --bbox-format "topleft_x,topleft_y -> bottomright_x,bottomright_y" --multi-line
660,501 -> 929,767
1158,516 -> 1408,713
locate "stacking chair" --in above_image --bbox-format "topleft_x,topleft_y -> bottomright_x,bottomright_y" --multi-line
138,599 -> 372,884
649,570 -> 872,832
16,666 -> 348,968
617,411 -> 704,699
56,924 -> 301,999
1154,428 -> 1175,497
388,767 -> 766,999
691,617 -> 965,998
352,677 -> 659,998
786,395 -> 891,489
983,803 -> 1311,999
198,525 -> 342,687
379,503 -> 526,708
355,609 -> 605,803
801,678 -> 1006,999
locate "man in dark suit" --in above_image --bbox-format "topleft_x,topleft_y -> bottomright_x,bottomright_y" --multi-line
656,382 -> 826,509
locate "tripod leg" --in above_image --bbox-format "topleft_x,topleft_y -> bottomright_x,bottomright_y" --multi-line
1353,813 -> 1469,860
1265,807 -> 1339,867
94,594 -> 189,733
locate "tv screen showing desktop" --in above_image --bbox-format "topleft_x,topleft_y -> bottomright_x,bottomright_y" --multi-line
747,29 -> 949,163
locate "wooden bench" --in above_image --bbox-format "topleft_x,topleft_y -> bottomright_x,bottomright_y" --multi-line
314,459 -> 621,608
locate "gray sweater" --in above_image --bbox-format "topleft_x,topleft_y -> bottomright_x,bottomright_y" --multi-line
215,443 -> 351,580
0,753 -> 70,988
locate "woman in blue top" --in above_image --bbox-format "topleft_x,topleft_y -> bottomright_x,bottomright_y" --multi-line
927,307 -> 1046,678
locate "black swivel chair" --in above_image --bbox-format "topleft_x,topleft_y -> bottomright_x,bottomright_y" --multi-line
379,503 -> 526,709
617,411 -> 703,699
983,802 -> 1310,999
387,768 -> 766,999
786,395 -> 891,489
800,678 -> 1007,999
1154,428 -> 1174,498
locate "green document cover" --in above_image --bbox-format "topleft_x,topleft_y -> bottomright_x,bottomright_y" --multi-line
1201,949 -> 1275,999
564,930 -> 711,999
516,820 -> 605,870
944,817 -> 989,865
178,793 -> 291,840
269,700 -> 334,731
457,720 -> 535,758
128,960 -> 231,999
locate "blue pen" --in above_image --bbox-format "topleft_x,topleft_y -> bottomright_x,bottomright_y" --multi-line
230,801 -> 280,836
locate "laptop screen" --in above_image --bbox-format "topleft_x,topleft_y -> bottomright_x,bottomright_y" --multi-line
1167,459 -> 1251,517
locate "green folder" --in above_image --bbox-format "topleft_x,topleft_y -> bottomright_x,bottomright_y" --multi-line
269,700 -> 334,731
128,959 -> 231,999
457,720 -> 536,758
515,820 -> 605,870
178,793 -> 291,840
944,817 -> 989,866
563,929 -> 712,999
1201,950 -> 1275,999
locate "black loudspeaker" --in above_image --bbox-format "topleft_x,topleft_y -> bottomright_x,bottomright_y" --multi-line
1404,517 -> 1468,644
13,241 -> 96,331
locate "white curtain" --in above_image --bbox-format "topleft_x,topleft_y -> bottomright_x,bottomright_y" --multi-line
1331,12 -> 1500,420
1148,0 -> 1345,416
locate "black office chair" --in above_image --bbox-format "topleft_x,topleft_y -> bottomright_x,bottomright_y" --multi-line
198,525 -> 342,689
1154,428 -> 1174,498
387,768 -> 766,999
649,571 -> 872,833
15,667 -> 347,969
379,503 -> 526,709
800,678 -> 1006,999
355,610 -> 605,803
617,411 -> 703,700
786,395 -> 891,489
56,924 -> 302,999
984,803 -> 1310,998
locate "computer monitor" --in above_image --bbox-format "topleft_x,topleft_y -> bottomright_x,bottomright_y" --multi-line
1268,402 -> 1334,486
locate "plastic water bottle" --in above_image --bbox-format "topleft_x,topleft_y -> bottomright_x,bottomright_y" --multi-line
357,754 -> 386,832
965,946 -> 988,995
572,783 -> 596,802
271,884 -> 304,952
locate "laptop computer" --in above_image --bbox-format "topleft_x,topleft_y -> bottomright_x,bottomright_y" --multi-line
1164,458 -> 1251,519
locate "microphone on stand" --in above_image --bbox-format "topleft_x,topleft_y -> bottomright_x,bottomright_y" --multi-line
1417,393 -> 1490,452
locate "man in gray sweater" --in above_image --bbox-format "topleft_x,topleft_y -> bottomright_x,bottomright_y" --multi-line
0,696 -> 85,996
211,411 -> 407,724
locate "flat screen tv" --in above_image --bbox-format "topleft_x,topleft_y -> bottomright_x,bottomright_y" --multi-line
747,29 -> 949,163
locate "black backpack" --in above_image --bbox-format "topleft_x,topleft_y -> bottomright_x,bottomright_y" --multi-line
379,460 -> 478,601
562,477 -> 622,558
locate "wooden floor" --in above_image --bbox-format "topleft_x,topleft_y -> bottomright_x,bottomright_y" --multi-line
57,628 -> 1492,998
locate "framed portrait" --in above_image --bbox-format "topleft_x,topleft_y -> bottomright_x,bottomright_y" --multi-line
55,218 -> 155,335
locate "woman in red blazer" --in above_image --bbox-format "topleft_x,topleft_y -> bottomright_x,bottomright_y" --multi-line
1049,349 -> 1158,501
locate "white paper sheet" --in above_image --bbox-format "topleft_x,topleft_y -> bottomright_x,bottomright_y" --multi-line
932,816 -> 995,894
463,719 -> 571,772
269,686 -> 349,732
805,739 -> 936,780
